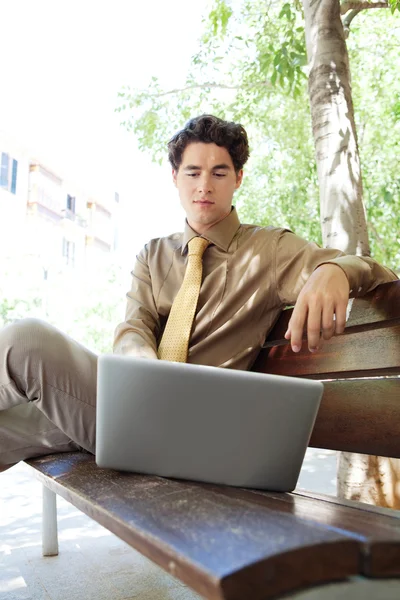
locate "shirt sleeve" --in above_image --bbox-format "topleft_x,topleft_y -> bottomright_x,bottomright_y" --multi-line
275,229 -> 398,306
113,244 -> 161,356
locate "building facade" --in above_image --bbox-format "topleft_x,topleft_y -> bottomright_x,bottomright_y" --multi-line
0,131 -> 120,281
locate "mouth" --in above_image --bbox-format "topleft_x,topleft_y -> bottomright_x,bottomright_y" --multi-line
194,199 -> 214,205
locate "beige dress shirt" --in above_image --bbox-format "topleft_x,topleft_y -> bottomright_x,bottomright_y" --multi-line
113,208 -> 397,370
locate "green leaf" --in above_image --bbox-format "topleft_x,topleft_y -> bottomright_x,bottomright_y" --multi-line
273,53 -> 281,67
208,0 -> 233,38
278,2 -> 292,20
388,0 -> 400,13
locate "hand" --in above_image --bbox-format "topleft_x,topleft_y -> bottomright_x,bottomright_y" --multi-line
132,345 -> 159,360
114,334 -> 159,360
284,264 -> 350,353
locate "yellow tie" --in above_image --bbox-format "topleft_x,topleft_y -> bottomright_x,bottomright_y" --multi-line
158,237 -> 210,362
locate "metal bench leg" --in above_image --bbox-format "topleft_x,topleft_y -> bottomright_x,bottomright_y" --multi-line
42,484 -> 59,556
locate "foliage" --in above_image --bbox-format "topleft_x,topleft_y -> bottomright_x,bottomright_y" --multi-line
0,257 -> 47,327
68,261 -> 127,354
116,1 -> 400,270
388,0 -> 400,13
0,257 -> 127,354
116,1 -> 308,160
0,297 -> 43,327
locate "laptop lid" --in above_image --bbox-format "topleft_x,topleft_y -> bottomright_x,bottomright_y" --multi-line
96,355 -> 323,491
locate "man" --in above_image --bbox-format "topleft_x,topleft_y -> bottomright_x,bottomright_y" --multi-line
0,114 -> 397,471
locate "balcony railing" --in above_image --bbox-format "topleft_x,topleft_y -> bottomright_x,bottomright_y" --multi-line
27,202 -> 63,223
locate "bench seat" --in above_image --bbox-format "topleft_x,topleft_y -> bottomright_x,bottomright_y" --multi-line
27,451 -> 400,600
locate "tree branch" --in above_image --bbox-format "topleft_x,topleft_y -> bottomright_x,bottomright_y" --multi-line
343,8 -> 362,37
134,81 -> 273,99
341,1 -> 389,15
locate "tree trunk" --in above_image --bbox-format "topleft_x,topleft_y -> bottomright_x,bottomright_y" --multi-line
302,0 -> 369,255
337,452 -> 400,508
302,0 -> 400,508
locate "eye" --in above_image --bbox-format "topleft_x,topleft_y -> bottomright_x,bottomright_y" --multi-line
214,173 -> 226,178
187,173 -> 198,177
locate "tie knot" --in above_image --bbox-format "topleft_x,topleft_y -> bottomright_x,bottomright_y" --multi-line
188,237 -> 209,257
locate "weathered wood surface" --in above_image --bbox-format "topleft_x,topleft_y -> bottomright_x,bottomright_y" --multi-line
257,324 -> 400,378
294,490 -> 400,577
27,452 -> 400,600
308,378 -> 400,457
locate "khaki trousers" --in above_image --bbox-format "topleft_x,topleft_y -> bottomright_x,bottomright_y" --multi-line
0,318 -> 98,466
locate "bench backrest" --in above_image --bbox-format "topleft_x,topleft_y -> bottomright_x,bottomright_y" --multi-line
252,280 -> 400,458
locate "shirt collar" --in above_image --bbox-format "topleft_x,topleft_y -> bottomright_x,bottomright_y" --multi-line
181,207 -> 241,254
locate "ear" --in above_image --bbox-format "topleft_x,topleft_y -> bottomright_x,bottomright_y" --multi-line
235,169 -> 244,190
172,169 -> 178,187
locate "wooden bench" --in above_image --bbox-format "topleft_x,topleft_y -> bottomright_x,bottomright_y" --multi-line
26,279 -> 400,599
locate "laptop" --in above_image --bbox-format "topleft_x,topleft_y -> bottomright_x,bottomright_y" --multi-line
96,355 -> 323,491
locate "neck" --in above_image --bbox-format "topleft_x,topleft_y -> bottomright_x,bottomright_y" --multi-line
187,209 -> 232,235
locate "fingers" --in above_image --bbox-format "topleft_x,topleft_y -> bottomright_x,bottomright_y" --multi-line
286,299 -> 346,353
334,301 -> 347,334
285,302 -> 308,353
287,297 -> 323,353
307,301 -> 322,352
284,264 -> 350,353
321,302 -> 335,341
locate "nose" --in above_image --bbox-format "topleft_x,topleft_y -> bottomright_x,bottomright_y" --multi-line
197,173 -> 213,194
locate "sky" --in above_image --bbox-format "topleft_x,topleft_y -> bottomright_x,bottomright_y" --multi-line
0,0 -> 208,261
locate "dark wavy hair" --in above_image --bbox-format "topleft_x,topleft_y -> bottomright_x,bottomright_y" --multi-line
168,114 -> 249,174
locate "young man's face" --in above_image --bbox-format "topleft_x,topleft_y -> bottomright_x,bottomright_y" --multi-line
172,142 -> 243,234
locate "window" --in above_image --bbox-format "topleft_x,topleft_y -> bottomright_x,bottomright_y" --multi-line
0,153 -> 18,194
62,237 -> 75,267
66,194 -> 76,213
1,153 -> 9,188
11,159 -> 17,194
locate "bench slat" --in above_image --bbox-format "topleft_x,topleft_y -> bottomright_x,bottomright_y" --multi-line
27,452 -> 400,600
255,323 -> 400,378
268,492 -> 400,577
347,280 -> 400,327
206,484 -> 400,577
290,489 -> 400,577
263,281 -> 400,346
309,378 -> 400,457
27,453 -> 362,600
